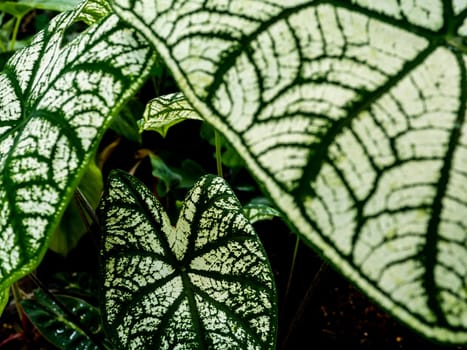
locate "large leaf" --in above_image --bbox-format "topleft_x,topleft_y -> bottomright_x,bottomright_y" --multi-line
99,170 -> 277,349
0,1 -> 156,291
113,0 -> 467,344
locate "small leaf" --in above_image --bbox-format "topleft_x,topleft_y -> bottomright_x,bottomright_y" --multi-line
0,2 -> 156,291
243,199 -> 282,224
99,170 -> 277,350
140,92 -> 202,137
21,288 -> 102,350
76,0 -> 111,25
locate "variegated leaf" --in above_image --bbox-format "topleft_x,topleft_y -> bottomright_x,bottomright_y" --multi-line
113,0 -> 467,343
243,200 -> 281,224
99,170 -> 277,349
140,92 -> 202,137
0,1 -> 156,291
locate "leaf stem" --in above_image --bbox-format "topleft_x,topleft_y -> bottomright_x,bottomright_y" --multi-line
214,129 -> 223,178
283,235 -> 300,304
11,282 -> 25,326
9,15 -> 22,51
74,187 -> 99,226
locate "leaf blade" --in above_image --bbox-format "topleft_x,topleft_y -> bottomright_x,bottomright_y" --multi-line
113,0 -> 467,343
99,170 -> 277,349
140,92 -> 203,137
0,3 -> 156,291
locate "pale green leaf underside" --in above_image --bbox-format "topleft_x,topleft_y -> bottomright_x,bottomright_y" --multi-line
114,0 -> 467,343
140,92 -> 202,137
243,202 -> 282,224
99,170 -> 277,350
0,2 -> 155,291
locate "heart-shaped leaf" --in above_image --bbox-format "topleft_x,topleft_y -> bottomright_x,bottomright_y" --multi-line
99,170 -> 277,349
113,0 -> 467,343
0,1 -> 156,291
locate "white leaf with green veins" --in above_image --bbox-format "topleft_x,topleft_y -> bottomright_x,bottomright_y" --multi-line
113,0 -> 467,344
0,1 -> 156,291
140,92 -> 202,137
99,170 -> 277,350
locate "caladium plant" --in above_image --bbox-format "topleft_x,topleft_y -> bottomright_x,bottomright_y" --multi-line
99,170 -> 277,349
0,0 -> 466,348
112,0 -> 467,345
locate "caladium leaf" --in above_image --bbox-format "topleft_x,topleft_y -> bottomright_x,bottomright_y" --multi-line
243,199 -> 282,224
76,0 -> 111,25
99,170 -> 277,349
113,0 -> 467,344
0,2 -> 156,291
140,92 -> 202,137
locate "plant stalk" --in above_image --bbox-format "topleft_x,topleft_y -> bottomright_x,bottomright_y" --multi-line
283,235 -> 300,306
280,261 -> 328,350
214,129 -> 223,178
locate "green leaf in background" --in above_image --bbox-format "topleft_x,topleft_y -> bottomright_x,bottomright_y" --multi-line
21,288 -> 103,350
99,170 -> 277,349
140,92 -> 202,137
149,153 -> 182,197
111,99 -> 144,143
200,123 -> 245,169
0,1 -> 156,292
113,0 -> 467,344
0,0 -> 81,17
49,160 -> 103,256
